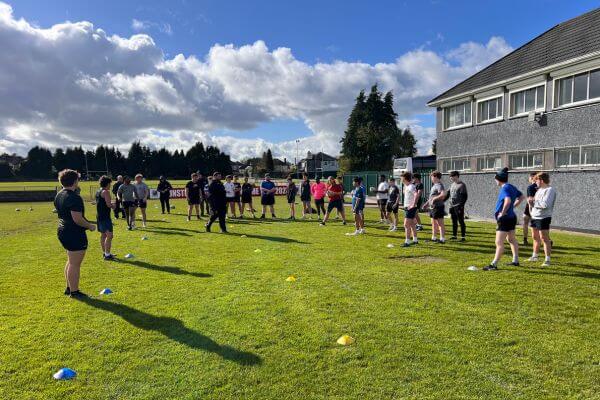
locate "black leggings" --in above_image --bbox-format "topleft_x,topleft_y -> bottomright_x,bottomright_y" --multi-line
315,199 -> 326,216
200,197 -> 210,215
207,208 -> 227,232
160,196 -> 170,213
450,205 -> 466,238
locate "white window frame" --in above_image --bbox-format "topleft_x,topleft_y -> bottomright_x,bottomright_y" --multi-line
442,101 -> 473,131
475,94 -> 504,124
508,83 -> 546,117
552,66 -> 600,109
555,147 -> 581,167
582,145 -> 600,166
508,152 -> 544,170
451,157 -> 471,172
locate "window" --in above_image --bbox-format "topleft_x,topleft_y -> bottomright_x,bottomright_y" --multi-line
555,68 -> 600,107
451,158 -> 470,171
509,152 -> 543,169
444,101 -> 472,129
582,146 -> 600,165
510,85 -> 545,116
477,156 -> 502,171
441,159 -> 452,172
477,96 -> 503,123
556,148 -> 580,167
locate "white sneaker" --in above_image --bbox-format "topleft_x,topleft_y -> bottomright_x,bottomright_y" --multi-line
527,256 -> 538,262
142,223 -> 147,228
542,260 -> 550,267
346,230 -> 360,236
390,226 -> 397,232
358,229 -> 365,234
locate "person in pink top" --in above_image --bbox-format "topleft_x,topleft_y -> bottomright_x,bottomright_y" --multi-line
311,177 -> 327,220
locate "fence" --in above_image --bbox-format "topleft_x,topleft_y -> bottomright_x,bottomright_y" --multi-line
0,186 -> 58,202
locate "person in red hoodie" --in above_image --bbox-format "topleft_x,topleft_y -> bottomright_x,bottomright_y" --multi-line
319,176 -> 347,226
311,177 -> 327,220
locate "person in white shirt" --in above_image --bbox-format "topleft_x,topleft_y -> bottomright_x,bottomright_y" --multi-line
376,174 -> 389,223
401,172 -> 418,247
133,174 -> 150,228
224,175 -> 237,218
527,172 -> 557,267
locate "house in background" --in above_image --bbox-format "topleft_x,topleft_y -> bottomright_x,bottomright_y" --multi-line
428,8 -> 600,232
297,152 -> 339,178
273,158 -> 292,175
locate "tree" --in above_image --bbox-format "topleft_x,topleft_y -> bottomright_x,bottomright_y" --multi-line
18,146 -> 53,179
64,147 -> 86,172
126,142 -> 145,177
263,149 -> 275,173
52,148 -> 67,173
186,142 -> 206,173
431,139 -> 437,155
0,162 -> 14,180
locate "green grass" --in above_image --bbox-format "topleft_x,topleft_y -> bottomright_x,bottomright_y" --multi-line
0,198 -> 598,399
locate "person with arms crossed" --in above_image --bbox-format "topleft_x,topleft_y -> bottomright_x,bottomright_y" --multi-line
413,173 -> 424,231
286,176 -> 298,220
527,172 -> 557,267
522,172 -> 538,246
483,168 -> 525,271
319,176 -> 346,226
224,175 -> 237,218
401,172 -> 419,247
133,174 -> 150,228
422,171 -> 447,244
157,175 -> 173,214
206,172 -> 228,233
260,174 -> 277,219
117,176 -> 136,230
311,177 -> 327,220
96,175 -> 116,261
185,173 -> 202,221
300,174 -> 312,219
448,171 -> 468,241
348,176 -> 366,235
55,169 -> 96,298
240,176 -> 256,218
111,175 -> 125,219
376,174 -> 389,223
386,177 -> 401,232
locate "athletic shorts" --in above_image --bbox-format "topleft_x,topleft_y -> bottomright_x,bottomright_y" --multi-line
122,200 -> 136,209
233,195 -> 241,203
523,204 -> 531,218
188,197 -> 200,205
404,207 -> 417,219
386,202 -> 399,214
377,199 -> 388,208
226,197 -> 236,203
327,199 -> 344,212
300,195 -> 311,202
315,198 -> 325,206
287,195 -> 296,204
97,219 -> 113,233
57,228 -> 88,251
137,200 -> 147,209
241,194 -> 253,203
496,215 -> 517,232
353,207 -> 364,216
430,205 -> 445,219
261,195 -> 275,206
530,217 -> 551,230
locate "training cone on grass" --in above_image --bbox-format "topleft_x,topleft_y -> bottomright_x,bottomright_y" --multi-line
52,208 -> 58,213
29,207 -> 33,211
254,249 -> 262,253
467,266 -> 479,271
387,244 -> 395,248
124,253 -> 134,259
240,235 -> 247,238
336,335 -> 355,346
100,288 -> 113,295
15,208 -> 20,211
53,368 -> 76,380
286,275 -> 296,282
141,236 -> 148,241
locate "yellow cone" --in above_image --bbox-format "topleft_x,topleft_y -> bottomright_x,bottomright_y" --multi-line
254,249 -> 262,253
337,334 -> 355,346
286,275 -> 296,282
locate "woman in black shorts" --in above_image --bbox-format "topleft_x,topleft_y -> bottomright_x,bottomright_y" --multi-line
54,169 -> 96,298
286,176 -> 298,220
240,177 -> 256,218
300,174 -> 312,219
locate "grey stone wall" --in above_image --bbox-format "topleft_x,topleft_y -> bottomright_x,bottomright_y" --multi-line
442,170 -> 600,232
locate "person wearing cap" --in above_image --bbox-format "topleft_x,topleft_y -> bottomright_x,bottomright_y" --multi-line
206,172 -> 227,232
111,175 -> 126,219
260,174 -> 277,219
483,167 -> 525,271
448,171 -> 468,241
157,175 -> 173,214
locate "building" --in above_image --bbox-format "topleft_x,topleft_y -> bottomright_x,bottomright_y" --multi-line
298,152 -> 339,177
273,158 -> 292,175
428,8 -> 600,232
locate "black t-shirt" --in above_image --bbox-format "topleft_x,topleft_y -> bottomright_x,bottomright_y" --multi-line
388,185 -> 400,204
242,182 -> 254,196
95,189 -> 111,221
186,181 -> 201,199
300,181 -> 311,199
208,180 -> 227,208
54,189 -> 85,231
157,180 -> 172,196
197,177 -> 208,196
112,181 -> 122,195
527,183 -> 538,198
414,182 -> 424,204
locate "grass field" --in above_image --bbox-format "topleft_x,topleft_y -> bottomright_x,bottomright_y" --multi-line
0,196 -> 598,399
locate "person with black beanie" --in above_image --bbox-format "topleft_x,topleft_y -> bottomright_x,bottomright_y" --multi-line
157,175 -> 173,214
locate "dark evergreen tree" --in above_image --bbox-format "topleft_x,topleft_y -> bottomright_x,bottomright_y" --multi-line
64,147 -> 86,172
0,163 -> 14,180
264,149 -> 275,172
18,146 -> 53,179
126,142 -> 145,177
431,139 -> 437,155
186,142 -> 206,173
52,148 -> 67,173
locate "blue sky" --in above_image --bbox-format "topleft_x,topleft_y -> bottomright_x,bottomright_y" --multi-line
2,1 -> 599,159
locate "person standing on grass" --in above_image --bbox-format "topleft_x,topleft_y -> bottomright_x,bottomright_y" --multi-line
286,176 -> 298,220
413,173 -> 424,231
224,175 -> 237,218
133,174 -> 150,228
55,169 -> 96,298
198,172 -> 209,217
423,171 -> 447,244
111,175 -> 125,219
311,177 -> 327,219
319,176 -> 346,226
117,176 -> 136,230
233,175 -> 243,217
386,177 -> 401,232
483,167 -> 525,271
157,176 -> 173,214
203,176 -> 212,216
522,172 -> 538,246
241,176 -> 256,218
300,174 -> 312,219
260,174 -> 277,219
96,175 -> 116,261
527,172 -> 557,267
185,173 -> 202,221
448,171 -> 468,241
206,172 -> 227,233
401,172 -> 418,247
376,174 -> 389,223
348,176 -> 366,235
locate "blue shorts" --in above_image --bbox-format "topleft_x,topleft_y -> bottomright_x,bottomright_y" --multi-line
97,219 -> 113,233
404,207 -> 417,219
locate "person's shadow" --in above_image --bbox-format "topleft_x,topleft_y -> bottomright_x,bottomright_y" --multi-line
114,259 -> 212,278
78,297 -> 262,366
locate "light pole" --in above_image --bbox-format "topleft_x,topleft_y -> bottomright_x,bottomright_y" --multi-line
295,139 -> 300,178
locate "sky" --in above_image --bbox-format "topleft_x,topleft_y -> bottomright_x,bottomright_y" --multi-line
0,0 -> 598,161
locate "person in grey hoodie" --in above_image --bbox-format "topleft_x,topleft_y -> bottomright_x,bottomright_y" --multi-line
527,172 -> 557,267
117,176 -> 137,230
448,170 -> 468,241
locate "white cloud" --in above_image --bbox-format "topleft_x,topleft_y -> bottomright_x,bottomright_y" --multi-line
131,18 -> 172,36
0,2 -> 512,160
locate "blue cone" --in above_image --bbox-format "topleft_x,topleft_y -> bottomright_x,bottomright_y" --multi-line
100,288 -> 113,295
53,368 -> 77,380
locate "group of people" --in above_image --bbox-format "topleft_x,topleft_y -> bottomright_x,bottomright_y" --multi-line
54,165 -> 557,297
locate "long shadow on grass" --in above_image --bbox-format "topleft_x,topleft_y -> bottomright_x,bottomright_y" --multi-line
115,259 -> 211,278
513,267 -> 600,280
240,233 -> 307,243
78,297 -> 261,365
